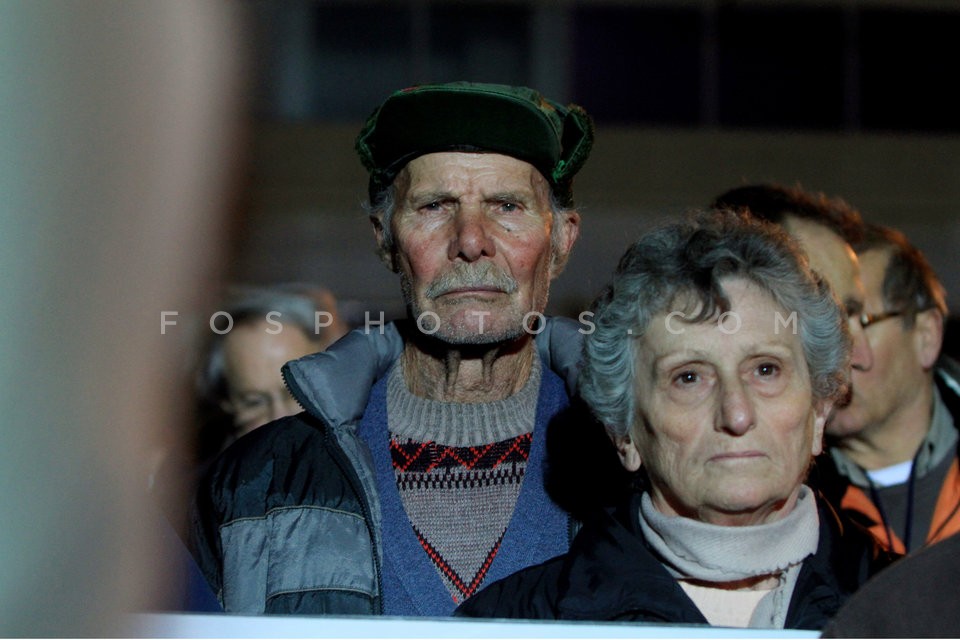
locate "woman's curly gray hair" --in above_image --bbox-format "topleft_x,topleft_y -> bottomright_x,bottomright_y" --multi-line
580,209 -> 852,440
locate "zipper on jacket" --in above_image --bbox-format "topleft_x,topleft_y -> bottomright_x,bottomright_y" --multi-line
323,425 -> 384,614
281,365 -> 385,613
281,365 -> 310,415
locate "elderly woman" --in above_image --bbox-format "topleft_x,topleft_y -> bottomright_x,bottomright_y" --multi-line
456,211 -> 894,629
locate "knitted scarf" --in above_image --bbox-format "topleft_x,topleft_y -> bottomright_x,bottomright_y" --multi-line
638,485 -> 820,628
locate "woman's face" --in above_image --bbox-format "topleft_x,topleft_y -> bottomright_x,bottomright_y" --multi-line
617,278 -> 830,526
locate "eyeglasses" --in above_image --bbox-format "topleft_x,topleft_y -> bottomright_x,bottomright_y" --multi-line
858,310 -> 904,329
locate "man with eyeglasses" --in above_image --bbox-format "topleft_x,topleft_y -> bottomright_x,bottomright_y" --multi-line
818,223 -> 960,554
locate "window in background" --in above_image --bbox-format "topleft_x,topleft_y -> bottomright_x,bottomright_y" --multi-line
718,6 -> 846,131
861,9 -> 960,133
571,6 -> 701,126
247,0 -> 960,134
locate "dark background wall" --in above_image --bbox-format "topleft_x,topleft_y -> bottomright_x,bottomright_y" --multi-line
228,0 -> 960,325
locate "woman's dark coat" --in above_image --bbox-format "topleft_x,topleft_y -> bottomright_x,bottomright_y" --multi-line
456,492 -> 897,630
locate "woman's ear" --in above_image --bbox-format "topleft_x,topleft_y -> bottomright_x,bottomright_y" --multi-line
811,399 -> 833,457
613,432 -> 643,472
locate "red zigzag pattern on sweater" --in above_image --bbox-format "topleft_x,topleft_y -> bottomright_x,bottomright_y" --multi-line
391,434 -> 532,601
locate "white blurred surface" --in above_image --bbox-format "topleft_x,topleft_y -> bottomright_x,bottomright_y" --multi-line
128,613 -> 820,639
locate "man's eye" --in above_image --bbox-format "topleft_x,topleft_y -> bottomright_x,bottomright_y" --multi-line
421,201 -> 442,211
235,396 -> 267,412
497,202 -> 519,213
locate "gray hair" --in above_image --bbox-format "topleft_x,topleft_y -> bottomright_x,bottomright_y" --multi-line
196,286 -> 341,403
581,210 -> 852,440
194,285 -> 343,458
855,223 -> 948,328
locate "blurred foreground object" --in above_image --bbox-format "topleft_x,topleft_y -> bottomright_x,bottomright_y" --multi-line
0,1 -> 244,635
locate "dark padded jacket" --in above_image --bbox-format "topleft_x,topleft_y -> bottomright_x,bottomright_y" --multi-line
456,491 -> 897,630
190,318 -> 583,614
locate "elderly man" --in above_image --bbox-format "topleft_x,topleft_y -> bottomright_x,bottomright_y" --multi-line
457,211 -> 892,629
191,82 -> 593,616
818,224 -> 960,553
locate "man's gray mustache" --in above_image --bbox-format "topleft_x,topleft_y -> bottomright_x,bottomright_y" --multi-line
425,263 -> 519,299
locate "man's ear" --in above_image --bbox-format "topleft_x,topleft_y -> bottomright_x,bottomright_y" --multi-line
612,431 -> 642,472
370,215 -> 397,272
549,210 -> 580,278
913,308 -> 944,370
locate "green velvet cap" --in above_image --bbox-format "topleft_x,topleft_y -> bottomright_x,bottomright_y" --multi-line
356,81 -> 594,207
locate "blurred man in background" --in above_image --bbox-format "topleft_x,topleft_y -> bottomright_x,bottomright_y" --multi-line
819,224 -> 960,553
153,285 -> 347,541
195,284 -> 347,455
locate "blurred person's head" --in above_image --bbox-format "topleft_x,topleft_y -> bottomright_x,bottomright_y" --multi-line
712,183 -> 874,430
830,224 -> 948,437
581,210 -> 851,526
196,286 -> 346,454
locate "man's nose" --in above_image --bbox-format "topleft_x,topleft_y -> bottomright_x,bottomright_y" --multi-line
849,319 -> 875,372
449,207 -> 496,262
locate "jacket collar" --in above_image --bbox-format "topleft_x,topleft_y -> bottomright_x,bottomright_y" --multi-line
553,494 -> 708,624
282,316 -> 583,430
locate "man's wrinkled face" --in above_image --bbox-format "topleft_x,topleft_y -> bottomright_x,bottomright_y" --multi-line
380,152 -> 579,345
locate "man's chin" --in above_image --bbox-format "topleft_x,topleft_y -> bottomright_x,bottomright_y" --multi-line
825,413 -> 866,439
406,304 -> 535,346
430,324 -> 528,346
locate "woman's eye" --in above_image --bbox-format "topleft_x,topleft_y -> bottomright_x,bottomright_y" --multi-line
421,201 -> 442,211
756,362 -> 780,377
674,371 -> 699,385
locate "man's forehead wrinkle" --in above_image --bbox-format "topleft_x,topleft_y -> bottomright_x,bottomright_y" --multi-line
395,153 -> 554,218
406,189 -> 455,204
407,183 -> 545,210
